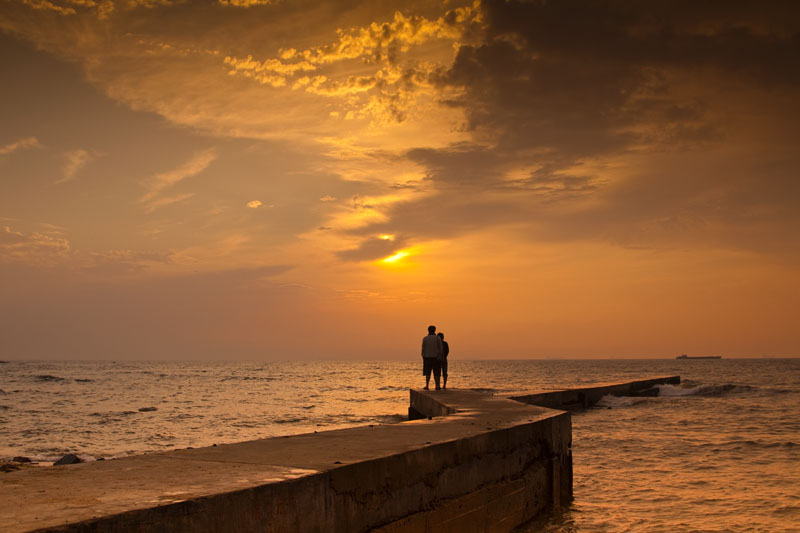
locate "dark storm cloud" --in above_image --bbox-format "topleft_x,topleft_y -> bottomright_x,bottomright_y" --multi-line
343,192 -> 528,242
341,0 -> 800,257
444,0 -> 800,155
406,144 -> 504,186
407,144 -> 599,194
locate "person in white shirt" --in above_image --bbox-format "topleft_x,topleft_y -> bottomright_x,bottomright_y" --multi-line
421,325 -> 444,390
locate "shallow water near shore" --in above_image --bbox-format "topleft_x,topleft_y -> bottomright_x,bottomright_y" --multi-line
1,358 -> 798,531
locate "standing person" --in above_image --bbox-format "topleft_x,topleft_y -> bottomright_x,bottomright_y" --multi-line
437,332 -> 449,389
421,325 -> 443,390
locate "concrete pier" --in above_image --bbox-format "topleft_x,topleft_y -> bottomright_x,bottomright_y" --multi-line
0,376 -> 678,532
1,391 -> 569,532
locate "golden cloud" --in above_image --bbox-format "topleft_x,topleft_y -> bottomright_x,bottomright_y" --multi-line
142,192 -> 195,212
0,136 -> 42,155
3,1 -> 475,146
56,149 -> 92,184
223,5 -> 479,123
18,0 -> 185,19
0,225 -> 71,265
217,0 -> 274,8
85,248 -> 173,274
139,149 -> 216,212
19,0 -> 117,18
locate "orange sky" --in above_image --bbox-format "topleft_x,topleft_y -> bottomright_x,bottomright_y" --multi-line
1,0 -> 798,360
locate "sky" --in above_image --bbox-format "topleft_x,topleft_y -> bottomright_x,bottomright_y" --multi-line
0,0 -> 798,360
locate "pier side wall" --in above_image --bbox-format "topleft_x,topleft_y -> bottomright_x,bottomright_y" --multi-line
408,386 -> 457,420
375,391 -> 572,531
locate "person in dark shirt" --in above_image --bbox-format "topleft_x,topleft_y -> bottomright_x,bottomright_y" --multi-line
437,332 -> 450,389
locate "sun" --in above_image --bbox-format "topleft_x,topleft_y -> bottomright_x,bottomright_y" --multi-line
381,250 -> 410,264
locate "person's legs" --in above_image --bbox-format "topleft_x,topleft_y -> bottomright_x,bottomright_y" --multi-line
433,359 -> 442,390
423,358 -> 432,390
442,359 -> 448,389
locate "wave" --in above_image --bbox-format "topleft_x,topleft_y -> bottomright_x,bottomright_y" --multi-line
656,383 -> 749,397
372,414 -> 406,424
700,439 -> 798,450
89,411 -> 137,417
594,382 -> 753,406
34,374 -> 66,382
231,422 -> 259,428
166,413 -> 204,421
220,376 -> 276,382
274,417 -> 305,424
596,395 -> 650,408
328,413 -> 407,425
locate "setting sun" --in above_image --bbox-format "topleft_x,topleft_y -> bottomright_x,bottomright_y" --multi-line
381,250 -> 410,264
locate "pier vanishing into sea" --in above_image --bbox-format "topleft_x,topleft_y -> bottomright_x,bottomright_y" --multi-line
1,376 -> 679,532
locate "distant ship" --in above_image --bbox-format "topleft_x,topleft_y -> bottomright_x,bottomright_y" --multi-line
676,354 -> 722,359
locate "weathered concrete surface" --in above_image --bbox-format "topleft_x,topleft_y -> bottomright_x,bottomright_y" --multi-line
0,390 -> 569,533
508,376 -> 680,410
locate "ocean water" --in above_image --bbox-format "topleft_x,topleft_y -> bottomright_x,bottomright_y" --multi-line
1,358 -> 798,532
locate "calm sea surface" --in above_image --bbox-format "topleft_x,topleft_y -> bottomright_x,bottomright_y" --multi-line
1,359 -> 798,532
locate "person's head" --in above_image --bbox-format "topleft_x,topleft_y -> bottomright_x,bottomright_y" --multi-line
437,332 -> 444,339
428,325 -> 436,334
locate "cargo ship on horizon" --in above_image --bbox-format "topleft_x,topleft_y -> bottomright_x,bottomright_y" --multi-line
676,354 -> 723,359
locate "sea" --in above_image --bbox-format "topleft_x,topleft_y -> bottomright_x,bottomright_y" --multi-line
1,358 -> 798,532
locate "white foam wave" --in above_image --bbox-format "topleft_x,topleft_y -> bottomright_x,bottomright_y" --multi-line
596,395 -> 647,408
656,383 -> 739,397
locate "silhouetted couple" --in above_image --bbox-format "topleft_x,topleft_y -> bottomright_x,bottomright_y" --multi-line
421,325 -> 449,390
